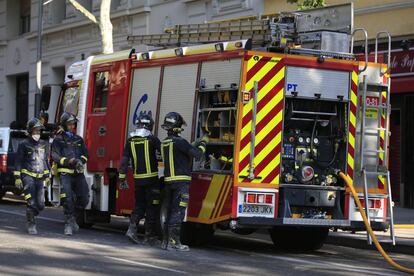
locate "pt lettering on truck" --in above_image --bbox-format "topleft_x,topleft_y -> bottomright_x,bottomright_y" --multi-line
287,83 -> 298,93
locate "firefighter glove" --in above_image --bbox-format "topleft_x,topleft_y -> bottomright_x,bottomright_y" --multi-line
44,177 -> 51,187
68,158 -> 77,167
75,159 -> 85,174
15,178 -> 23,190
200,134 -> 210,144
119,180 -> 129,190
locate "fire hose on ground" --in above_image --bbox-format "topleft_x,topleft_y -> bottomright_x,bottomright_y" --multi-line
338,171 -> 414,274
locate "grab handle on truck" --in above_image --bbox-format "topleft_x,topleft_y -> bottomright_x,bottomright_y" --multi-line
351,28 -> 368,73
375,31 -> 392,76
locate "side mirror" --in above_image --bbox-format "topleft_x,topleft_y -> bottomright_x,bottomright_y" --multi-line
41,85 -> 51,111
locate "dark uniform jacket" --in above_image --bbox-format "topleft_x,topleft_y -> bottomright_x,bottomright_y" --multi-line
119,134 -> 161,184
161,135 -> 204,183
51,132 -> 89,174
14,138 -> 50,179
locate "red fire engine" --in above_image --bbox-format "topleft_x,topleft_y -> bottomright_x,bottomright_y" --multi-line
40,4 -> 394,249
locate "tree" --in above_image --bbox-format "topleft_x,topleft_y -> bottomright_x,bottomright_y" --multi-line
287,0 -> 326,10
68,0 -> 113,54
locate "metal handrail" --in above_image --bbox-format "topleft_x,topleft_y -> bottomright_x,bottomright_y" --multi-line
375,31 -> 392,76
351,28 -> 368,72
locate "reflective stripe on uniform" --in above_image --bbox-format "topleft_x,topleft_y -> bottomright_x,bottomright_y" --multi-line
119,173 -> 126,179
13,171 -> 21,176
60,193 -> 66,199
24,194 -> 32,200
133,172 -> 158,179
81,155 -> 88,162
57,168 -> 75,174
179,201 -> 188,207
169,142 -> 175,177
21,169 -> 47,179
199,144 -> 206,153
43,170 -> 50,175
144,140 -> 151,174
59,157 -> 67,166
164,175 -> 192,182
152,199 -> 160,205
130,140 -> 141,176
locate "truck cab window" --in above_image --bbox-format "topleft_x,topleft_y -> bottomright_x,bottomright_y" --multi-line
93,71 -> 110,113
62,86 -> 80,116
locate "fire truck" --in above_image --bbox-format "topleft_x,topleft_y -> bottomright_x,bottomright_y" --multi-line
39,3 -> 395,250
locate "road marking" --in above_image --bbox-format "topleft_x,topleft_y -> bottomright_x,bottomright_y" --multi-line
0,209 -> 63,223
105,256 -> 187,274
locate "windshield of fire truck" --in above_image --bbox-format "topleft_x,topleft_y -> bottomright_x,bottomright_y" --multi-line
61,86 -> 80,116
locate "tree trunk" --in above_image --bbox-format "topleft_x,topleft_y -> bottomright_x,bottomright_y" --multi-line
99,0 -> 113,54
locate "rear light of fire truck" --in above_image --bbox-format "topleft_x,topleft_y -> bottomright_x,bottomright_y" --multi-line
0,154 -> 7,173
358,198 -> 382,209
245,193 -> 273,204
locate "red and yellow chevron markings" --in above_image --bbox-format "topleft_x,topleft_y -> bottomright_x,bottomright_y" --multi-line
347,70 -> 358,181
378,89 -> 387,189
238,55 -> 285,185
197,175 -> 232,222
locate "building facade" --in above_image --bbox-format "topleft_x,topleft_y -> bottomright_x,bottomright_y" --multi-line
0,0 -> 264,127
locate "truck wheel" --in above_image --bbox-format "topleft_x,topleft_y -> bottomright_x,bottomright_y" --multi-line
269,226 -> 329,251
76,210 -> 94,229
181,222 -> 215,246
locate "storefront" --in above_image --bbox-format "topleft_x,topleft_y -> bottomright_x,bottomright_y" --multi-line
390,48 -> 414,208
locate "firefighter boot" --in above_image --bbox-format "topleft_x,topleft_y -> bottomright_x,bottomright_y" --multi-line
167,225 -> 189,252
70,216 -> 80,232
144,223 -> 161,246
64,215 -> 73,236
126,220 -> 140,244
26,210 -> 38,235
161,223 -> 169,250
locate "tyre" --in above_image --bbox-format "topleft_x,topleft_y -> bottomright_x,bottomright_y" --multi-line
269,226 -> 329,251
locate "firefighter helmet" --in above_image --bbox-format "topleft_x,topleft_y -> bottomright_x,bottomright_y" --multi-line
135,113 -> 154,131
26,117 -> 44,134
161,112 -> 187,132
60,112 -> 78,130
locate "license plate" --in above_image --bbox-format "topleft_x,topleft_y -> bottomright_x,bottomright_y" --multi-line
242,204 -> 273,215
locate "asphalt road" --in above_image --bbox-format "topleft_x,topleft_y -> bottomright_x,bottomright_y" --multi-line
0,196 -> 413,276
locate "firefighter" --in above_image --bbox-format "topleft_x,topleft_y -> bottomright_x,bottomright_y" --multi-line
14,118 -> 50,235
51,112 -> 89,236
118,113 -> 161,245
160,112 -> 209,251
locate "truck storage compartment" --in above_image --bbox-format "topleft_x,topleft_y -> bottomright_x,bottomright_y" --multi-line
193,59 -> 242,173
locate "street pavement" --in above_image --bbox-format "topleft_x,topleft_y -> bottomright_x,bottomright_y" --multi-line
0,196 -> 413,276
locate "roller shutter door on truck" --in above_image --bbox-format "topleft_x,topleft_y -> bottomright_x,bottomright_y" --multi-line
157,63 -> 198,141
199,59 -> 242,89
128,67 -> 162,135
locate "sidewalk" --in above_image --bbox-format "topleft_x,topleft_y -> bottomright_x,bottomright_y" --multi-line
326,207 -> 414,254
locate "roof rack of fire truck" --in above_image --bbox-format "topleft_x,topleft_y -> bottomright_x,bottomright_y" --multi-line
127,4 -> 356,60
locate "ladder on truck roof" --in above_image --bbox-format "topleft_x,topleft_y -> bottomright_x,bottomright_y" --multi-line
127,17 -> 273,47
353,29 -> 395,245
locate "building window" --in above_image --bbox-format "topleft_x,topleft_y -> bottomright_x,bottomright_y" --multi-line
16,74 -> 29,126
19,0 -> 30,34
92,71 -> 110,113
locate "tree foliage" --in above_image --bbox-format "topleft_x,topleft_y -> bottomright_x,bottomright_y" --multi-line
287,0 -> 326,10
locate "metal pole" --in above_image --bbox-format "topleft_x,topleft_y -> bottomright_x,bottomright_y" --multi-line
35,0 -> 43,117
248,81 -> 258,180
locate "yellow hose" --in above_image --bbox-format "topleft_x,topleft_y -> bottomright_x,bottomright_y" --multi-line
338,172 -> 414,274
